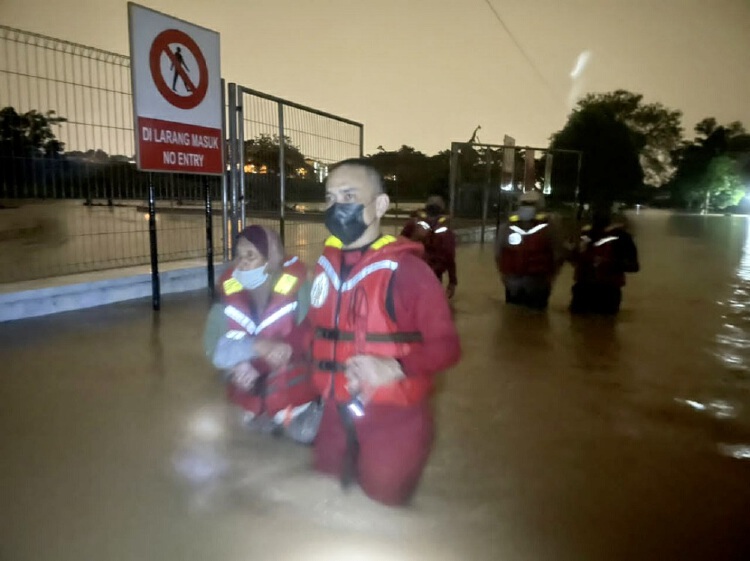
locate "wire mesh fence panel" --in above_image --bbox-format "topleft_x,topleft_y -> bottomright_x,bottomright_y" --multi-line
0,26 -> 222,284
234,86 -> 363,264
451,143 -> 582,223
281,104 -> 362,256
239,92 -> 283,215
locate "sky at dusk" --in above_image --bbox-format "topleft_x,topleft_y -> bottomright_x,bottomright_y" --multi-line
2,0 -> 749,155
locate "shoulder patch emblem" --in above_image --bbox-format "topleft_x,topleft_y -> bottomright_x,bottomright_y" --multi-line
310,272 -> 329,308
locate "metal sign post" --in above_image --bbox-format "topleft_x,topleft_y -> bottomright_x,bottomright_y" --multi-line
128,3 -> 223,309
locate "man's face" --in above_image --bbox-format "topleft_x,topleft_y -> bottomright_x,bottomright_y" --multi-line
517,203 -> 537,220
325,165 -> 388,227
235,238 -> 266,271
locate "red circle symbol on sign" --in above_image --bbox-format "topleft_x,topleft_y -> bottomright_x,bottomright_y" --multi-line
149,29 -> 209,110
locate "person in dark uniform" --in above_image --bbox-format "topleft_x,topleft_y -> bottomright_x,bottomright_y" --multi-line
569,205 -> 640,315
495,190 -> 564,310
400,195 -> 457,299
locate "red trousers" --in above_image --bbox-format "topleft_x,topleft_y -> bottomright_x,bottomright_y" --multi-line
313,400 -> 434,506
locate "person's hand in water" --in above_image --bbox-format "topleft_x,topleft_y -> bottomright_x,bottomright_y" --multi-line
232,361 -> 259,390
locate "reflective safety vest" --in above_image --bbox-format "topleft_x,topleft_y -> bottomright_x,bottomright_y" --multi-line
413,211 -> 451,236
220,256 -> 317,416
574,225 -> 626,287
308,235 -> 428,406
498,213 -> 555,277
411,212 -> 453,274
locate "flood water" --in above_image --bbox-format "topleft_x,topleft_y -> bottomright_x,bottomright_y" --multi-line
0,200 -> 411,283
0,209 -> 749,560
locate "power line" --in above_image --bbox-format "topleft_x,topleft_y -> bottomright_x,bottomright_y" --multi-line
481,0 -> 560,105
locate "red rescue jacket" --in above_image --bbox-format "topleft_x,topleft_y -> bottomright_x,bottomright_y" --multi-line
308,235 -> 429,406
497,213 -> 555,277
220,256 -> 317,416
574,225 -> 631,287
402,212 -> 457,282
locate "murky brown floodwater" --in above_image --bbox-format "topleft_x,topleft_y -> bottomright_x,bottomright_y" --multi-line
1,209 -> 749,561
0,201 -> 416,283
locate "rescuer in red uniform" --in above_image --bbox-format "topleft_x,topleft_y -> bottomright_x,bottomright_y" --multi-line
309,159 -> 461,506
495,190 -> 564,310
569,205 -> 639,315
204,225 -> 320,442
400,195 -> 457,299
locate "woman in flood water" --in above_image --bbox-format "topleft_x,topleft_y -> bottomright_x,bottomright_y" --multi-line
204,225 -> 320,442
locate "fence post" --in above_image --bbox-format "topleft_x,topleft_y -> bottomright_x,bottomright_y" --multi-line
237,97 -> 247,231
220,78 -> 229,261
575,152 -> 583,219
148,172 -> 160,311
221,168 -> 230,261
481,147 -> 492,245
204,176 -> 215,298
228,83 -> 240,256
449,142 -> 459,219
278,102 -> 286,245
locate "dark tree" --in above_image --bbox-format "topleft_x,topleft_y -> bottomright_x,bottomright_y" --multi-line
0,107 -> 66,158
550,104 -> 644,206
671,119 -> 748,211
571,90 -> 683,188
244,134 -> 310,177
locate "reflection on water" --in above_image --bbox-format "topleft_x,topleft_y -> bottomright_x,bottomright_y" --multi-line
694,215 -> 750,458
5,210 -> 750,560
714,217 -> 750,372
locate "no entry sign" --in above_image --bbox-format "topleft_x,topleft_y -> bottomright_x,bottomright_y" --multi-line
128,3 -> 223,175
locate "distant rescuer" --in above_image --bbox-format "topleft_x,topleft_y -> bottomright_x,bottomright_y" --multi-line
400,194 -> 458,299
495,190 -> 564,310
569,204 -> 640,315
308,159 -> 461,506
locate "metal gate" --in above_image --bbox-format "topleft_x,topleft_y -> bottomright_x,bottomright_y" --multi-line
449,141 -> 582,242
225,84 -> 363,263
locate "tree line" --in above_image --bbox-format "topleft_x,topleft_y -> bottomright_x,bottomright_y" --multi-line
550,90 -> 750,211
2,93 -> 749,212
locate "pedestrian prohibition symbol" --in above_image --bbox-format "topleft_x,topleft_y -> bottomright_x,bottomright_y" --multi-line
149,28 -> 209,110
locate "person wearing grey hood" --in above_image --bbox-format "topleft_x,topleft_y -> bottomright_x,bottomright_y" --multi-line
204,225 -> 321,443
495,190 -> 565,310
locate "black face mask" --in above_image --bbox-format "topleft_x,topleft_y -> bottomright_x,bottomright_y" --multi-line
425,204 -> 443,217
325,203 -> 369,245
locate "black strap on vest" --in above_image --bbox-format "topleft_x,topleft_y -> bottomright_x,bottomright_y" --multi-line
315,327 -> 423,344
317,360 -> 347,372
315,328 -> 355,341
366,332 -> 423,343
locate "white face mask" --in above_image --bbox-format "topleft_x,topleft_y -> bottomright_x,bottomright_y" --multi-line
517,205 -> 536,221
233,264 -> 268,290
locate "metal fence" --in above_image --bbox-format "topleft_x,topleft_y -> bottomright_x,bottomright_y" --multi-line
449,141 -> 582,240
0,25 -> 364,284
0,25 -> 224,284
227,84 -> 363,264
